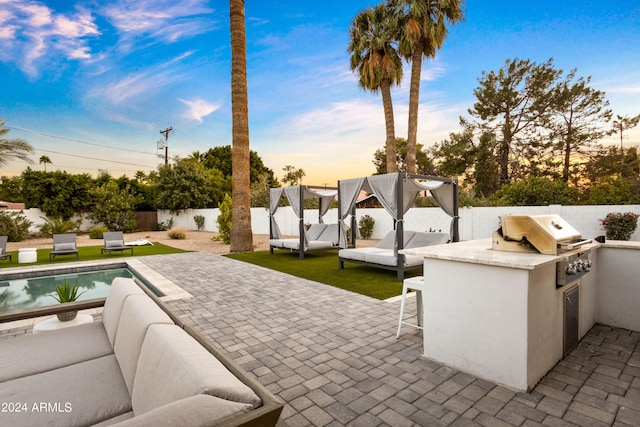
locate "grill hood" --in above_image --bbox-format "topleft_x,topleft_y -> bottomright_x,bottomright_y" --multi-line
492,214 -> 587,255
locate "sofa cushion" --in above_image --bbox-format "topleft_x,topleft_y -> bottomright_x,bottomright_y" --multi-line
363,250 -> 398,267
307,223 -> 328,241
132,324 -> 261,415
113,395 -> 252,427
0,321 -> 112,383
103,278 -> 146,346
405,232 -> 449,249
281,239 -> 302,250
0,354 -> 131,427
306,240 -> 335,251
114,294 -> 173,395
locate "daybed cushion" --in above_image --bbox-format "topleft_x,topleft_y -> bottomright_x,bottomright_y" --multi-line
375,230 -> 417,250
132,324 -> 261,415
316,223 -> 339,245
0,321 -> 113,383
113,294 -> 173,394
113,395 -> 253,427
338,247 -> 386,262
103,277 -> 146,346
307,223 -> 328,241
0,354 -> 131,427
405,232 -> 449,249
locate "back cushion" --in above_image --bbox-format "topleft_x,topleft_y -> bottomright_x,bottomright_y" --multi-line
376,230 -> 416,250
307,223 -> 328,241
103,278 -> 146,346
114,295 -> 173,395
132,324 -> 261,415
317,224 -> 339,244
405,232 -> 449,249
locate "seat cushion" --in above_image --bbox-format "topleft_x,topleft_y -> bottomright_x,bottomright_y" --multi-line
103,278 -> 146,346
363,250 -> 398,267
306,223 -> 328,241
132,324 -> 261,415
281,239 -> 302,250
339,247 -> 385,262
0,321 -> 112,383
0,355 -> 131,427
113,295 -> 173,395
405,232 -> 449,249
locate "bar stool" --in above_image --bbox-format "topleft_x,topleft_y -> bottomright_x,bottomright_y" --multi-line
396,276 -> 425,338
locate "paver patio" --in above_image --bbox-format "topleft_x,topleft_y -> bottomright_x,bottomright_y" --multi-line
2,251 -> 640,426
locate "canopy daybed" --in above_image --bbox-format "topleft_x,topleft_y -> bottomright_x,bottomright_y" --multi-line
338,172 -> 459,280
269,185 -> 339,259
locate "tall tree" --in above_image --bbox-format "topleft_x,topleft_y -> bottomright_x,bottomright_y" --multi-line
395,0 -> 464,173
468,58 -> 561,185
229,0 -> 252,252
612,114 -> 640,150
282,165 -> 305,186
348,3 -> 403,173
550,71 -> 611,182
0,120 -> 33,167
39,155 -> 52,172
372,137 -> 434,174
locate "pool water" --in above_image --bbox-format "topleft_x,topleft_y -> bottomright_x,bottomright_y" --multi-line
0,268 -> 139,314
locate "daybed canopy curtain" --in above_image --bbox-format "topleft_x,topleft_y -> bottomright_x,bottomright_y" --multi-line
269,185 -> 338,259
338,172 -> 459,249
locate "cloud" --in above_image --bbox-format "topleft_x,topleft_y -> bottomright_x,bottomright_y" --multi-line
101,0 -> 216,52
0,0 -> 99,77
179,98 -> 220,123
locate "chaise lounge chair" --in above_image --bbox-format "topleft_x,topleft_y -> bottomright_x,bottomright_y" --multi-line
0,236 -> 11,262
50,233 -> 79,261
101,231 -> 134,256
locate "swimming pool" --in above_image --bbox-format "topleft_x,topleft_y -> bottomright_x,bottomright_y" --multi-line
0,266 -> 159,314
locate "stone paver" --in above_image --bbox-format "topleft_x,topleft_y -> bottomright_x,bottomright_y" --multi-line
3,252 -> 640,426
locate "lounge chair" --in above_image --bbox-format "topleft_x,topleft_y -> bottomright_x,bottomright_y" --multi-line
50,233 -> 79,261
0,236 -> 11,262
101,231 -> 134,256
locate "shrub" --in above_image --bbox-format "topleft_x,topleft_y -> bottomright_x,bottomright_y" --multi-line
0,211 -> 33,242
88,226 -> 109,239
39,216 -> 81,237
358,215 -> 375,239
601,212 -> 639,241
194,215 -> 205,231
90,181 -> 140,232
167,226 -> 186,240
216,194 -> 232,244
151,217 -> 173,231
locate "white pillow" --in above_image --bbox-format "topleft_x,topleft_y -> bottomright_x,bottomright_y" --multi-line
106,240 -> 125,248
54,242 -> 76,251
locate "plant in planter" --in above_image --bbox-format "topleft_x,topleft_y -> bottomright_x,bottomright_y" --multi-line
50,280 -> 86,321
601,211 -> 639,241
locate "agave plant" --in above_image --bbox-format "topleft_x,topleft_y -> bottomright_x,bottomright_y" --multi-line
50,280 -> 85,303
39,216 -> 81,237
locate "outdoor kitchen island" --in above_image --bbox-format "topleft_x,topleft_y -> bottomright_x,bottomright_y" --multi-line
401,238 -> 600,392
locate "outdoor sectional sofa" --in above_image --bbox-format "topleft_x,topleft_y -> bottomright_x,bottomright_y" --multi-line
0,278 -> 282,427
338,230 -> 450,280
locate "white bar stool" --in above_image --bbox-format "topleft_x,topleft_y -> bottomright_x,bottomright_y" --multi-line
396,276 -> 425,338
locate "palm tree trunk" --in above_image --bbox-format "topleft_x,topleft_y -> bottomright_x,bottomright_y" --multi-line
229,0 -> 253,252
406,44 -> 423,174
380,78 -> 397,173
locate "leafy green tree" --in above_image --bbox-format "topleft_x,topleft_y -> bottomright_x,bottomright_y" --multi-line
472,132 -> 500,197
250,174 -> 272,207
429,129 -> 476,177
0,120 -> 33,167
349,3 -> 403,173
200,145 -> 277,188
0,211 -> 32,241
0,176 -> 24,202
611,114 -> 640,150
468,58 -> 561,185
216,193 -> 232,244
587,174 -> 637,205
493,176 -> 580,206
154,158 -> 224,214
21,169 -> 94,219
550,71 -> 612,182
282,165 -> 305,186
394,0 -> 464,173
373,138 -> 434,174
586,146 -> 640,183
90,181 -> 141,232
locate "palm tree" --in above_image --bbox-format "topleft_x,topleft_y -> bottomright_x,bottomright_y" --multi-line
39,155 -> 52,171
0,120 -> 33,167
229,0 -> 253,252
348,4 -> 403,173
394,0 -> 464,173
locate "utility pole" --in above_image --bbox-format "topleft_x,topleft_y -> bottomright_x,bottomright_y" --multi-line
159,127 -> 174,165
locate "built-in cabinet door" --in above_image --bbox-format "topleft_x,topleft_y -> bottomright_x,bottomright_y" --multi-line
563,285 -> 580,356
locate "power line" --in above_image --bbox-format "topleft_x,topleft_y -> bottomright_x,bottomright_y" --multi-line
8,126 -> 157,155
36,148 -> 156,168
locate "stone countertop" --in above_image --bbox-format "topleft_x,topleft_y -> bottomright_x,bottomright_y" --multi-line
401,238 -> 600,270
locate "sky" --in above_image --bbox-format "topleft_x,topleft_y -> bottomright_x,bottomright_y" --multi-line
1,0 -> 639,185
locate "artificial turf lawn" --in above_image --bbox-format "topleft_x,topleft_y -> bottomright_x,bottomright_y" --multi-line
0,242 -> 187,269
224,249 -> 421,300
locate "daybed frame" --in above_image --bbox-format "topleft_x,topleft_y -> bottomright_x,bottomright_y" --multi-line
337,172 -> 459,280
269,185 -> 339,260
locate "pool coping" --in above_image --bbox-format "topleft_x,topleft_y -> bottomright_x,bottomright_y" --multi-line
0,258 -> 192,331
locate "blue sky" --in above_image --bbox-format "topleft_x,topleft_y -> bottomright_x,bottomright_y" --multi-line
1,0 -> 639,185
